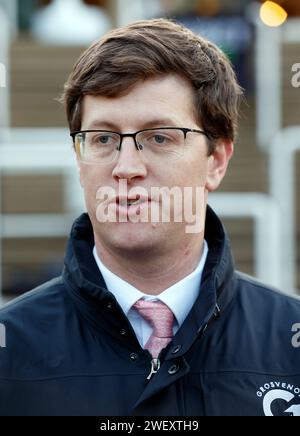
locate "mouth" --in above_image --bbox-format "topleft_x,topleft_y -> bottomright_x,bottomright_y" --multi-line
116,195 -> 150,208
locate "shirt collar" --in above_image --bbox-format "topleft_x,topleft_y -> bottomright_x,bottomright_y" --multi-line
93,241 -> 208,327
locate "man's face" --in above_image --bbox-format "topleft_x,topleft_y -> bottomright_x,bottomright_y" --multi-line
78,74 -> 232,256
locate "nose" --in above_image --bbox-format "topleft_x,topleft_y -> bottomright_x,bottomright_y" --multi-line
112,137 -> 147,181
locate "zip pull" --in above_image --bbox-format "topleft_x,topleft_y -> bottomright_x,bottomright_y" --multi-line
147,358 -> 161,380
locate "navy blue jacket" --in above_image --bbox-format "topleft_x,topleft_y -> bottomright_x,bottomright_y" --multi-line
0,206 -> 300,416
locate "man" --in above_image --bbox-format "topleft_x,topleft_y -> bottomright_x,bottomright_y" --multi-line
0,18 -> 300,417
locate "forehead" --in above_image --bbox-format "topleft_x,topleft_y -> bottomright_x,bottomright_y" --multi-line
81,74 -> 197,129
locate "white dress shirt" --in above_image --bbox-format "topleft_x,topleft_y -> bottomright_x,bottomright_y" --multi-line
93,241 -> 209,348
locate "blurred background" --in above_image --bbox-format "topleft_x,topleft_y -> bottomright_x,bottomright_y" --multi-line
0,0 -> 299,304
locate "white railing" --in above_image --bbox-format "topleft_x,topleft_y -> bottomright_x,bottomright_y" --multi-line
0,0 -> 18,38
0,5 -> 10,136
0,129 -> 83,305
255,17 -> 300,150
209,193 -> 282,290
0,128 -> 82,212
252,14 -> 300,293
269,127 -> 300,294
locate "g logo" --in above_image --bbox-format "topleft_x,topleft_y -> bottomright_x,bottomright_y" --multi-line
263,390 -> 300,416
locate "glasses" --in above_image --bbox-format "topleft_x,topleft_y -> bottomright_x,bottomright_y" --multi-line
70,127 -> 209,165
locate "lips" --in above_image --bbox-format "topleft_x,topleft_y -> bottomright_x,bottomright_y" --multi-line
116,195 -> 150,207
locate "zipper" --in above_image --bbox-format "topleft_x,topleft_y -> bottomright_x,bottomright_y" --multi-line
147,358 -> 161,380
146,305 -> 221,382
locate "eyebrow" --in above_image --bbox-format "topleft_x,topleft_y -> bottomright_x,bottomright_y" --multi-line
84,117 -> 181,131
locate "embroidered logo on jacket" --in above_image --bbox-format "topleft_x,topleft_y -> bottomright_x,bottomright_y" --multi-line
257,382 -> 300,416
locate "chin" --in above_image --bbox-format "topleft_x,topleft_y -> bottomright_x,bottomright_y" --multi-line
103,222 -> 161,253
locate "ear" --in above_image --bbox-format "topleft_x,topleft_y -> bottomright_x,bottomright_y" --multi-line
205,140 -> 234,192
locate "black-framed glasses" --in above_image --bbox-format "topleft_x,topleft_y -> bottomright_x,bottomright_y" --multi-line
70,127 -> 210,165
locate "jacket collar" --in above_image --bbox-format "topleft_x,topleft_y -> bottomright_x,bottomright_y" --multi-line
62,205 -> 237,351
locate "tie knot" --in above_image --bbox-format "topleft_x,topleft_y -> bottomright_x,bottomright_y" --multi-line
133,299 -> 174,338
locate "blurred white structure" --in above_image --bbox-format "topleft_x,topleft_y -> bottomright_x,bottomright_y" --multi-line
0,128 -> 82,215
254,15 -> 300,149
0,0 -> 17,38
269,127 -> 300,294
0,5 -> 10,137
0,4 -> 10,306
255,22 -> 282,150
114,0 -> 162,26
32,0 -> 112,45
210,193 -> 282,290
0,129 -> 82,305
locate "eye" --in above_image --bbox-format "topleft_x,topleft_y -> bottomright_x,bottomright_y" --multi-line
90,133 -> 117,147
97,135 -> 111,144
144,132 -> 172,145
140,130 -> 176,148
153,134 -> 167,144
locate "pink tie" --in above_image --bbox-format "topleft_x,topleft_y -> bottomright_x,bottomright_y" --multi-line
133,299 -> 175,358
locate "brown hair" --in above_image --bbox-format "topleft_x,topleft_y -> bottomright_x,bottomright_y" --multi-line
61,18 -> 243,153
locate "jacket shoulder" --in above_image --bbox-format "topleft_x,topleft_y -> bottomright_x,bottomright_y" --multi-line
0,276 -> 65,319
0,277 -> 66,352
235,271 -> 300,307
0,277 -> 69,376
219,271 -> 300,374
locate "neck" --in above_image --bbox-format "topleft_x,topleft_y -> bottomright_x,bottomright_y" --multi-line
94,236 -> 205,296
